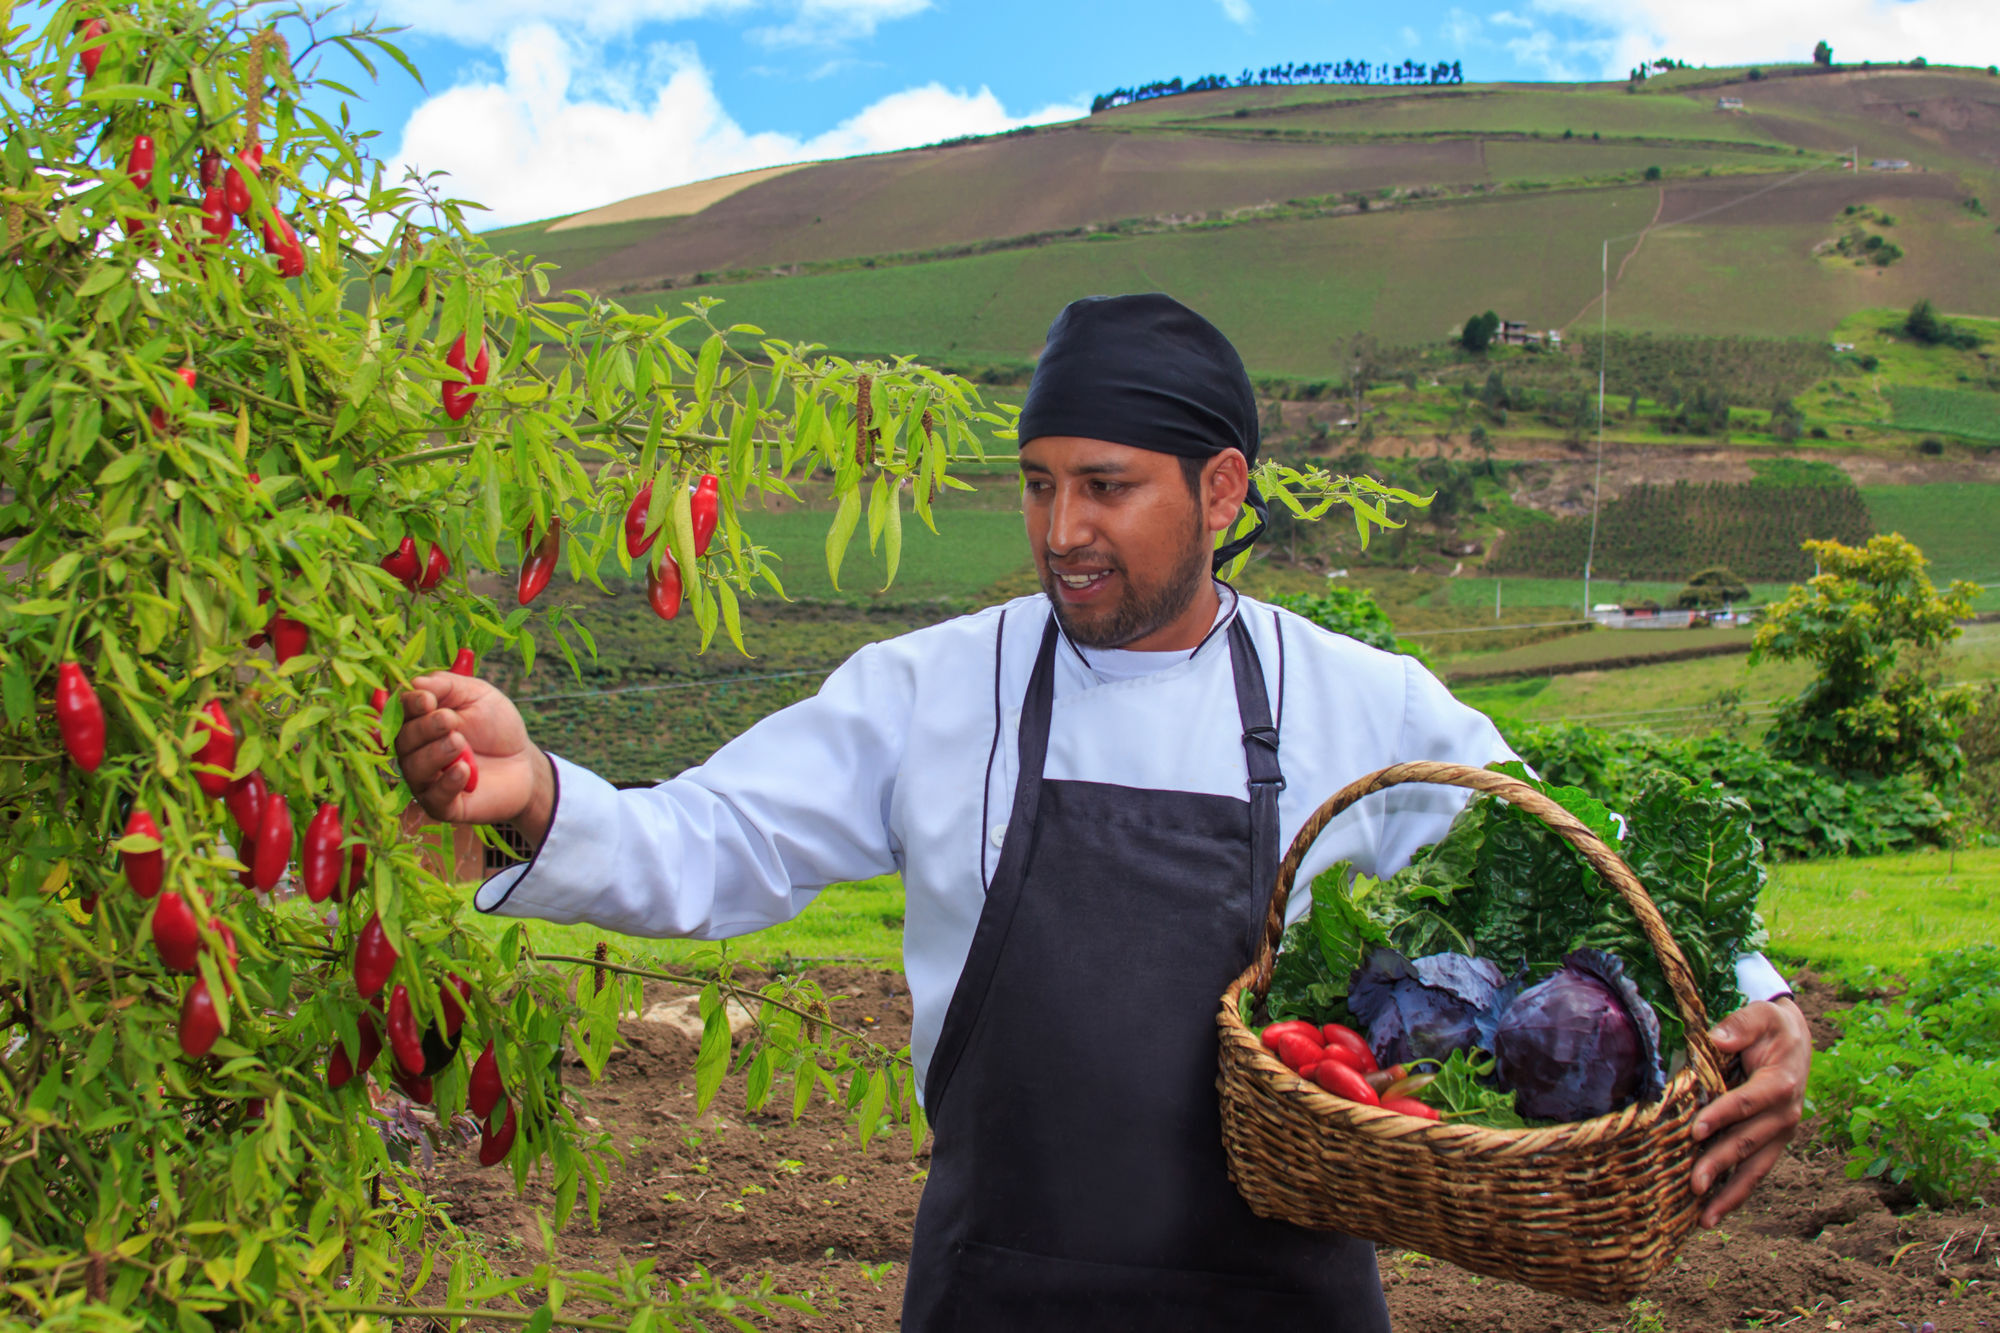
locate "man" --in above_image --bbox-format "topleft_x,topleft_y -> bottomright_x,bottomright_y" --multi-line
395,294 -> 1812,1330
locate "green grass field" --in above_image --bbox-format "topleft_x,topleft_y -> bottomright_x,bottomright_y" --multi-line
1861,483 -> 2000,586
1889,387 -> 2000,443
1762,847 -> 2000,987
459,845 -> 1998,989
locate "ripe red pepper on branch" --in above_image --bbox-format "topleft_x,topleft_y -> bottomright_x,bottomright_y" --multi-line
123,809 -> 163,899
180,979 -> 221,1058
126,135 -> 155,192
647,555 -> 683,622
194,701 -> 235,798
54,661 -> 105,771
478,1097 -> 517,1167
691,473 -> 719,556
450,648 -> 475,677
623,482 -> 656,558
346,840 -> 367,901
224,142 -> 262,217
301,803 -> 342,903
354,913 -> 397,998
440,974 -> 472,1037
199,187 -> 231,243
76,18 -> 107,80
380,537 -> 419,589
417,543 -> 450,592
225,770 -> 266,842
442,335 -> 489,421
268,608 -> 309,664
261,210 -> 304,278
250,792 -> 291,891
199,149 -> 221,191
148,366 -> 197,433
368,687 -> 390,753
457,750 -> 479,794
517,518 -> 560,606
245,590 -> 273,649
152,891 -> 200,972
468,1041 -> 503,1119
386,984 -> 425,1076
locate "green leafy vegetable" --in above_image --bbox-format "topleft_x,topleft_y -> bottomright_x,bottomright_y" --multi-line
1424,1050 -> 1524,1129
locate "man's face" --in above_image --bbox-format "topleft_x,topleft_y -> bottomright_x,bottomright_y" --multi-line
1020,436 -> 1212,650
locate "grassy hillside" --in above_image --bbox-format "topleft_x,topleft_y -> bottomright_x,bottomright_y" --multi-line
487,67 -> 2000,393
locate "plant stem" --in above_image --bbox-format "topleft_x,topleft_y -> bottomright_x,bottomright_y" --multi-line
319,1305 -> 631,1330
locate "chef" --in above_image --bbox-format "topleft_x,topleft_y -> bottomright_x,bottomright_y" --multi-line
394,293 -> 1812,1330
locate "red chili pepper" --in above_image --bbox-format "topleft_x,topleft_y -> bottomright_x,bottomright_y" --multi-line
386,984 -> 427,1076
77,18 -> 106,80
224,770 -> 266,843
126,135 -> 156,192
345,839 -> 367,902
209,921 -> 239,993
224,142 -> 262,217
301,802 -> 343,903
450,648 -> 475,677
646,555 -> 683,622
261,210 -> 304,278
468,1040 -> 503,1119
194,700 -> 235,798
199,149 -> 221,191
624,482 -> 657,558
442,336 -> 490,422
440,974 -> 471,1037
54,661 -> 106,771
123,809 -> 163,899
380,537 -> 420,590
691,473 -> 720,556
148,366 -> 198,434
152,890 -> 200,972
180,979 -> 221,1058
368,687 -> 389,753
393,1068 -> 434,1105
268,610 -> 308,664
250,792 -> 291,891
327,1042 -> 354,1090
354,912 -> 397,998
457,750 -> 479,794
243,1097 -> 265,1123
417,543 -> 450,591
517,518 -> 560,606
356,1013 -> 382,1075
478,1096 -> 517,1166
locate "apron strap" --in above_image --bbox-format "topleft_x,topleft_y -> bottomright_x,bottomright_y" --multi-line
1225,614 -> 1285,961
925,614 -> 1061,1114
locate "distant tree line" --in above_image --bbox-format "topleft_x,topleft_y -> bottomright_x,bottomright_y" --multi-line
1090,58 -> 1463,113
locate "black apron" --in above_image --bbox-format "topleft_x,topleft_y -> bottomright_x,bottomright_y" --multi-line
902,608 -> 1389,1332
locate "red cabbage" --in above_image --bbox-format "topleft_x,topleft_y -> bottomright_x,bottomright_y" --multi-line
1491,948 -> 1667,1121
1347,947 -> 1521,1067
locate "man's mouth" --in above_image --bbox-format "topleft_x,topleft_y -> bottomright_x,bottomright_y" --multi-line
1051,567 -> 1115,600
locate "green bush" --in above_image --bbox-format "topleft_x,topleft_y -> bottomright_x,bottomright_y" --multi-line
1808,945 -> 2000,1206
1269,586 -> 1430,667
1502,722 -> 1952,859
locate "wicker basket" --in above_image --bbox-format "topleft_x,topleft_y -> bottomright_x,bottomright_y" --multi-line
1216,761 -> 1734,1304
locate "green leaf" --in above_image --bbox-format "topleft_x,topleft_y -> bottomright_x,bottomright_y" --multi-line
824,485 -> 862,592
881,480 -> 903,590
694,333 -> 723,409
694,984 -> 730,1112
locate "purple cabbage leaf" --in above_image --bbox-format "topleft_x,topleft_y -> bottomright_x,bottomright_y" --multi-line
1492,947 -> 1668,1122
1346,946 -> 1523,1067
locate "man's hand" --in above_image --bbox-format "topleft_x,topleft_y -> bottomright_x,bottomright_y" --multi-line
396,672 -> 557,846
1689,997 -> 1813,1227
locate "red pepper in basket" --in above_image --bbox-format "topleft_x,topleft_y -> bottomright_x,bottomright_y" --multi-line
54,662 -> 106,771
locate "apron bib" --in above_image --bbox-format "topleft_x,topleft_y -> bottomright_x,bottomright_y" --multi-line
901,609 -> 1388,1332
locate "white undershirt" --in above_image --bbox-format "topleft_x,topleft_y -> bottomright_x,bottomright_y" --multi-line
1072,585 -> 1238,682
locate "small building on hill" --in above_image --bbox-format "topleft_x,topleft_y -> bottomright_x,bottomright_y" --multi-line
1715,96 -> 1745,111
1870,158 -> 1912,171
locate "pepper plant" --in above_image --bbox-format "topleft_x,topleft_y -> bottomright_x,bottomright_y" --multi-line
0,2 -> 1418,1326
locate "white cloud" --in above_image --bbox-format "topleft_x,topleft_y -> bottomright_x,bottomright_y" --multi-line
750,0 -> 931,46
1521,0 -> 2000,74
1219,0 -> 1255,28
1442,8 -> 1483,46
386,26 -> 1085,226
367,0 -> 753,48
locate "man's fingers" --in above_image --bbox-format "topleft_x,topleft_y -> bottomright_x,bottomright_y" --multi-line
403,730 -> 470,790
394,706 -> 461,762
415,746 -> 472,818
1701,1135 -> 1788,1228
1693,1106 -> 1796,1194
1693,1066 -> 1795,1140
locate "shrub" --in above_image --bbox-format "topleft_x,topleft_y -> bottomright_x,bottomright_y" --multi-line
1270,587 -> 1431,666
1644,164 -> 1663,181
1808,945 -> 2000,1206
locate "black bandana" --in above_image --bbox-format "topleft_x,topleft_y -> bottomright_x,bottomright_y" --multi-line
1016,293 -> 1267,572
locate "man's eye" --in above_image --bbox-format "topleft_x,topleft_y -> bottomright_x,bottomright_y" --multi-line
1091,480 -> 1125,495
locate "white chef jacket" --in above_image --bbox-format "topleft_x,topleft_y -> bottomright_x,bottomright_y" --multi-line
475,587 -> 1788,1094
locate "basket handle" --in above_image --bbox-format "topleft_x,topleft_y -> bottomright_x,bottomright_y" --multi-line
1248,760 -> 1729,1099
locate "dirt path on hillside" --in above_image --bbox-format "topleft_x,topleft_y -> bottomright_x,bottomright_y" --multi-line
407,966 -> 1998,1332
1559,184 -> 1667,337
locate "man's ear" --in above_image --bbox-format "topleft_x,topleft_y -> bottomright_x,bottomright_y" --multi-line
1202,449 -> 1251,537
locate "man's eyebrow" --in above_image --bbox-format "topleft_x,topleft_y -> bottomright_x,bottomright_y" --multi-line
1018,459 -> 1136,477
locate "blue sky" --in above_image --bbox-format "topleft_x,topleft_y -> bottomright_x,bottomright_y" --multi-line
286,0 -> 1997,226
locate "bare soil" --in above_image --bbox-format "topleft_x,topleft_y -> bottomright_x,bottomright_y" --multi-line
419,966 -> 1999,1332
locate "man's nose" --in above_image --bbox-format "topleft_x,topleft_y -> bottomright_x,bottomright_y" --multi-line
1045,483 -> 1094,555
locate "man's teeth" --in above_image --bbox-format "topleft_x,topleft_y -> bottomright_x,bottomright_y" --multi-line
1059,571 -> 1107,587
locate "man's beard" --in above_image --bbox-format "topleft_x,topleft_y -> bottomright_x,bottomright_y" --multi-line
1041,524 -> 1212,650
